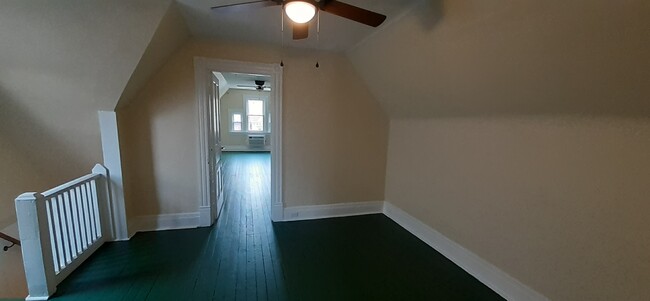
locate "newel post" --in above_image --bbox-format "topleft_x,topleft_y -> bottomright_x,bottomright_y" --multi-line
92,164 -> 114,241
15,192 -> 57,300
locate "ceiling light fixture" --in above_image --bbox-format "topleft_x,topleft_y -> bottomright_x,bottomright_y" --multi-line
284,1 -> 316,24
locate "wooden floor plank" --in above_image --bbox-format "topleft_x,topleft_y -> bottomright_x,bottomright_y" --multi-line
50,152 -> 503,301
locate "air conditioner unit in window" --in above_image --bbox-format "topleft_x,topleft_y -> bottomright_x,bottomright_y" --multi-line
247,135 -> 266,148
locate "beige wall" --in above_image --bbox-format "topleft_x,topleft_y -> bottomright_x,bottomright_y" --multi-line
0,224 -> 27,298
219,89 -> 271,148
117,2 -> 190,109
349,0 -> 650,300
349,0 -> 650,117
0,130 -> 52,229
387,117 -> 650,300
0,0 -> 173,228
118,39 -> 388,217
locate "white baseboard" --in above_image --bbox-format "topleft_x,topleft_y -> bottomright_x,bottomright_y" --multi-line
383,202 -> 548,301
271,203 -> 284,222
199,206 -> 213,227
119,201 -> 545,301
282,201 -> 384,222
130,212 -> 200,234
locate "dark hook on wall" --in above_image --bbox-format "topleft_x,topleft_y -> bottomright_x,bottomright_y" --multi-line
3,243 -> 16,251
0,232 -> 20,251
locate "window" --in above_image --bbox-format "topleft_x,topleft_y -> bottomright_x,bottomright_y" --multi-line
247,99 -> 264,132
232,113 -> 242,131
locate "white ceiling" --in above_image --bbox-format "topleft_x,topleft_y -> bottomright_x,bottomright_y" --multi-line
218,71 -> 272,91
175,0 -> 417,51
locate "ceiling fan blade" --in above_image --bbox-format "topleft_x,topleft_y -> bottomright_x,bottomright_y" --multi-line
321,1 -> 387,27
293,23 -> 309,40
211,0 -> 279,13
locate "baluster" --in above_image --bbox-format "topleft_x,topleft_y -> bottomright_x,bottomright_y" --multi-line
81,184 -> 93,244
62,191 -> 77,259
45,200 -> 60,274
61,190 -> 79,260
84,182 -> 95,241
57,194 -> 71,265
68,190 -> 82,256
50,196 -> 65,270
76,186 -> 88,249
90,180 -> 101,238
83,182 -> 95,242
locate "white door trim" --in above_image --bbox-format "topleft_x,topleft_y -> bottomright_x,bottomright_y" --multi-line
194,58 -> 284,225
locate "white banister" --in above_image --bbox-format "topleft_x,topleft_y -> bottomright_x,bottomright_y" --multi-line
15,192 -> 56,300
16,164 -> 112,300
92,164 -> 114,241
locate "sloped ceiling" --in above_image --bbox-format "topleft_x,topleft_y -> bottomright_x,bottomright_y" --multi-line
0,0 -> 173,111
348,0 -> 650,118
176,0 -> 418,51
0,0 -> 175,227
117,2 -> 190,108
221,72 -> 272,92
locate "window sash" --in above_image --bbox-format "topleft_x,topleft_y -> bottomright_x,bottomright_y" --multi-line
247,115 -> 264,132
246,99 -> 265,132
232,113 -> 243,131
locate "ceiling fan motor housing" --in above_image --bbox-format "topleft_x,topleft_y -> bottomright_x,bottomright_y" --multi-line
211,0 -> 387,40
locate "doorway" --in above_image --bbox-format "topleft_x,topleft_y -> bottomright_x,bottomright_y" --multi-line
194,58 -> 283,226
217,72 -> 272,152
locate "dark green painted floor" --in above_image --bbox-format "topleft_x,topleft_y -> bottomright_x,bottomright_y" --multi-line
46,152 -> 503,301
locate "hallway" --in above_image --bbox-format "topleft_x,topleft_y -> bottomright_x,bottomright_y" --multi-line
44,152 -> 501,300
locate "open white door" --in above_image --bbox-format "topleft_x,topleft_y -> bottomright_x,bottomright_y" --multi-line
208,73 -> 225,222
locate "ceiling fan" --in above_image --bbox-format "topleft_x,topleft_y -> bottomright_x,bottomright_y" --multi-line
211,0 -> 387,40
237,80 -> 271,91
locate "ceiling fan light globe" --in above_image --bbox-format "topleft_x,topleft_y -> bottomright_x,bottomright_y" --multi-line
284,1 -> 316,24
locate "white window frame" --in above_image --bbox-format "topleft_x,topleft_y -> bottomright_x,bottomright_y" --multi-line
231,112 -> 243,132
246,98 -> 265,132
242,94 -> 269,133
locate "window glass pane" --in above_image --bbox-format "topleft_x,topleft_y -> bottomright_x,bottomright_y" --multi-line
233,122 -> 241,131
247,100 -> 264,116
248,115 -> 264,132
233,114 -> 241,122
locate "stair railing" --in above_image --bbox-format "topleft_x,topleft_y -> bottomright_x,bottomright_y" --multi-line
15,164 -> 112,300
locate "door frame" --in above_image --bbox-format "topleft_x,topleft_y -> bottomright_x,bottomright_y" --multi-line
194,57 -> 283,225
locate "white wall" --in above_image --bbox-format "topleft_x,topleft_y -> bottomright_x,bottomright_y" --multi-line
349,0 -> 650,299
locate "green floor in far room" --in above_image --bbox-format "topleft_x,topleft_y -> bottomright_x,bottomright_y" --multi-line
33,153 -> 503,301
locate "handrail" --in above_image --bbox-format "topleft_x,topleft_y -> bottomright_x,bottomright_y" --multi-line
16,164 -> 112,300
0,231 -> 20,245
1,231 -> 20,251
42,173 -> 100,198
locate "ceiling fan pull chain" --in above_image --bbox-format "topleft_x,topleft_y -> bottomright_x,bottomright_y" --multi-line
316,9 -> 320,68
280,5 -> 284,67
